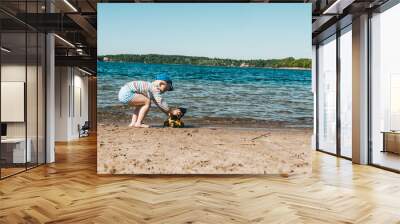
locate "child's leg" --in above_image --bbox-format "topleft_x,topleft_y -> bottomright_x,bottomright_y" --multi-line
128,94 -> 151,128
129,107 -> 141,127
135,97 -> 151,127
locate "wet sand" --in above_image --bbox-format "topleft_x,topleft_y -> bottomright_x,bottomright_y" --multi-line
97,122 -> 312,175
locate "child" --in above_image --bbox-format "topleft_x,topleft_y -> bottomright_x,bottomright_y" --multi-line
118,73 -> 181,128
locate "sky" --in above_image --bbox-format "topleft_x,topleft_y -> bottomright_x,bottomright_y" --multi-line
98,4 -> 311,60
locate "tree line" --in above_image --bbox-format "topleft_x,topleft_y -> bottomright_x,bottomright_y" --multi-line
98,54 -> 311,69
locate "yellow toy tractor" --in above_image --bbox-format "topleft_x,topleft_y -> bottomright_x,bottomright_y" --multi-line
163,107 -> 187,128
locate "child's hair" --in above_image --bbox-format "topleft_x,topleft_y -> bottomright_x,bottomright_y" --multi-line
155,73 -> 173,91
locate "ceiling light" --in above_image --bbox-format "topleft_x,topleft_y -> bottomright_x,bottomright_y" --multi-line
323,0 -> 355,15
1,47 -> 11,53
63,0 -> 78,12
54,34 -> 75,48
78,67 -> 92,76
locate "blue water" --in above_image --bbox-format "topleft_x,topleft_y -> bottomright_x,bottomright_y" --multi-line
98,61 -> 313,127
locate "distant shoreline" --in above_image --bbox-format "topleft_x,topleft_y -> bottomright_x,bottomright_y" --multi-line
98,54 -> 311,70
98,60 -> 311,71
269,66 -> 311,71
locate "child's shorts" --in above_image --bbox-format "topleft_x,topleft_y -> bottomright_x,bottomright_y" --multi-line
118,85 -> 135,104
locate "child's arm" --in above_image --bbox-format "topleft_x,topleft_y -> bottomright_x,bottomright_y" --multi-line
150,89 -> 170,114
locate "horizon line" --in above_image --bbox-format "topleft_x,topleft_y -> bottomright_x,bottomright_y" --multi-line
98,53 -> 311,61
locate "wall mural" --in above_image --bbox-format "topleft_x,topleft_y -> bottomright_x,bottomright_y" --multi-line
97,3 -> 313,175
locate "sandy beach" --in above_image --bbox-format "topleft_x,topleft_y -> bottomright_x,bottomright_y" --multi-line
97,122 -> 312,175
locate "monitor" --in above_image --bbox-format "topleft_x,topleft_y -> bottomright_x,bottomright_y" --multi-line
1,123 -> 7,137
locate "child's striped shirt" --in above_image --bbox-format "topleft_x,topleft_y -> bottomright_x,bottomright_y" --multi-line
125,81 -> 170,113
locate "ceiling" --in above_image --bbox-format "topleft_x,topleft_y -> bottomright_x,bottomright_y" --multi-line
0,0 -> 98,74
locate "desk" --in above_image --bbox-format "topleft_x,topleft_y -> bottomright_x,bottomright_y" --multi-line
1,138 -> 31,163
382,131 -> 400,155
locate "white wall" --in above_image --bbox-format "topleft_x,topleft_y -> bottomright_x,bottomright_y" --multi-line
71,72 -> 89,138
1,65 -> 41,138
1,63 -> 46,164
55,67 -> 89,141
55,66 -> 69,141
1,64 -> 26,139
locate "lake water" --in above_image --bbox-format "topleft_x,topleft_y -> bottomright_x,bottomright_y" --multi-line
98,61 -> 313,127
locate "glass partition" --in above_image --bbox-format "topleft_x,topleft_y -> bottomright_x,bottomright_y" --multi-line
26,0 -> 46,169
317,35 -> 337,154
27,30 -> 38,169
339,26 -> 352,158
370,3 -> 400,171
1,31 -> 28,177
0,1 -> 46,179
